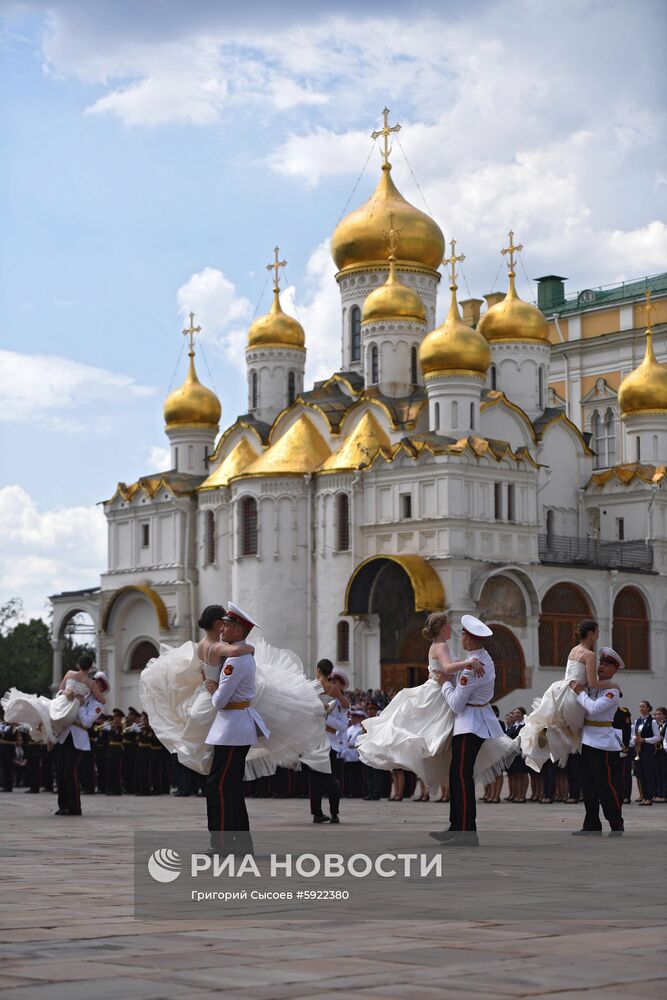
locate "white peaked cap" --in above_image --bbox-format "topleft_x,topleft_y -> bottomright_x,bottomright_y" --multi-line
331,667 -> 350,688
461,614 -> 493,638
349,709 -> 367,718
94,671 -> 110,690
599,646 -> 626,670
223,602 -> 260,632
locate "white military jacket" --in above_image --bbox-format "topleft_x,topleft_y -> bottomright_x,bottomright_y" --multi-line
441,648 -> 504,739
576,687 -> 623,751
206,653 -> 270,747
56,695 -> 105,751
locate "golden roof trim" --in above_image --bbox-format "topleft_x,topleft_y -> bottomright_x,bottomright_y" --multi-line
234,413 -> 331,479
208,420 -> 267,465
536,411 -> 595,455
246,343 -> 306,354
320,410 -> 393,473
343,554 -> 445,615
480,392 -> 538,443
588,463 -> 666,488
198,437 -> 260,491
101,585 -> 168,632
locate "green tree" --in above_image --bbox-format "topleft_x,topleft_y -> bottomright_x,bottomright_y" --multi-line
0,615 -> 52,697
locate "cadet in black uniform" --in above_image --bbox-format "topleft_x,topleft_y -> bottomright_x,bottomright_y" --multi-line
106,710 -> 125,795
122,707 -> 141,793
0,722 -> 16,791
134,714 -> 153,795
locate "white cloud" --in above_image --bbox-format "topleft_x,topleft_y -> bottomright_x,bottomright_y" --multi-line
0,485 -> 106,621
286,240 -> 341,383
146,445 -> 172,471
0,350 -> 155,432
176,267 -> 253,382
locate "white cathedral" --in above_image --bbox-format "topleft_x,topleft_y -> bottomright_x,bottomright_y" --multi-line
51,113 -> 667,712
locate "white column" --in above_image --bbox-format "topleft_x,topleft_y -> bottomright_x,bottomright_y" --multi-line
51,640 -> 65,693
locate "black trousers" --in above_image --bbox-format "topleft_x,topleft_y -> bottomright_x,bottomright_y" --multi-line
106,749 -> 123,794
580,743 -> 623,831
541,759 -> 557,799
206,745 -> 252,852
134,749 -> 152,795
308,749 -> 341,818
363,763 -> 384,799
635,750 -> 657,800
56,736 -> 82,814
449,733 -> 484,831
0,744 -> 14,790
26,745 -> 41,792
656,750 -> 667,799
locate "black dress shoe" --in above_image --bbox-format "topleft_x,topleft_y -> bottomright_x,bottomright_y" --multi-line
329,815 -> 340,824
572,829 -> 602,836
442,833 -> 479,848
313,815 -> 330,824
608,829 -> 624,836
54,809 -> 70,815
429,829 -> 459,843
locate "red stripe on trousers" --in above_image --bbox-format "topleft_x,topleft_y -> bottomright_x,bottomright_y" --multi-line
218,748 -> 234,832
604,751 -> 621,815
73,755 -> 80,812
460,735 -> 467,831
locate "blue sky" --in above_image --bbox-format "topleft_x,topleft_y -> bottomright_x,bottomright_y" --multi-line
1,0 -> 665,618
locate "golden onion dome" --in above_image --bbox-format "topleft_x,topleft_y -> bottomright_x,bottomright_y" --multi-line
619,327 -> 667,416
477,271 -> 550,343
331,163 -> 445,274
164,352 -> 221,430
247,287 -> 305,350
362,257 -> 426,324
420,284 -> 491,377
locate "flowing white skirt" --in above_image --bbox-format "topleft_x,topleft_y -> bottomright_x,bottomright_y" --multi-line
518,680 -> 586,771
0,689 -> 56,747
357,679 -> 517,787
140,638 -> 325,779
49,691 -> 82,733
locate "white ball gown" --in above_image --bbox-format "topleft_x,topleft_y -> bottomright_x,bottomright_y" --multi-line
357,657 -> 516,786
139,637 -> 325,779
1,677 -> 91,748
518,658 -> 588,771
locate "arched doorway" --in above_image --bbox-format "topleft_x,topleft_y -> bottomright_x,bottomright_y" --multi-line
343,555 -> 445,692
128,640 -> 159,673
539,582 -> 593,667
485,625 -> 526,699
613,587 -> 649,670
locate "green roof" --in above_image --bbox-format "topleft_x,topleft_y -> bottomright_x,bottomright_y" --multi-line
546,272 -> 667,316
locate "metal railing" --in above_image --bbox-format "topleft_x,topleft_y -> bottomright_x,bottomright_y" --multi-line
538,533 -> 653,571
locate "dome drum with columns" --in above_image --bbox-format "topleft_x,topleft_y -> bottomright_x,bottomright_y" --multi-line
49,108 -> 667,712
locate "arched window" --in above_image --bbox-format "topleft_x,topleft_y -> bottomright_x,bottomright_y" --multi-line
129,641 -> 158,672
205,509 -> 216,565
288,371 -> 296,405
653,434 -> 659,460
434,401 -> 440,430
636,436 -> 641,462
545,508 -> 555,546
592,408 -> 616,469
370,344 -> 379,384
411,345 -> 418,385
350,306 -> 361,362
188,444 -> 194,470
251,371 -> 258,410
485,625 -> 526,699
539,582 -> 593,667
538,365 -> 545,410
470,401 -> 475,429
451,400 -> 458,428
612,587 -> 649,670
337,621 -> 350,663
337,493 -> 350,552
490,364 -> 497,391
240,496 -> 258,556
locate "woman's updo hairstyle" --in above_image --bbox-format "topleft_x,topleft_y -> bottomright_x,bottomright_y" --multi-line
422,612 -> 449,642
198,605 -> 226,631
576,619 -> 598,642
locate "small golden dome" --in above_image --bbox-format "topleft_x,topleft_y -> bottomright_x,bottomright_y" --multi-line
477,272 -> 550,343
331,163 -> 444,274
247,287 -> 305,350
362,258 -> 426,324
619,328 -> 667,416
164,353 -> 221,430
420,285 -> 491,377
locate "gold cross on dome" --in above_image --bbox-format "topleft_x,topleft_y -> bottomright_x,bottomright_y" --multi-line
371,107 -> 401,166
266,246 -> 287,289
382,211 -> 402,258
182,311 -> 201,354
639,287 -> 656,333
443,238 -> 465,286
500,230 -> 523,273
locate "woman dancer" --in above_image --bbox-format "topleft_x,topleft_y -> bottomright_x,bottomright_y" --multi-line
358,612 -> 516,788
518,620 -> 616,772
140,603 -> 324,780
